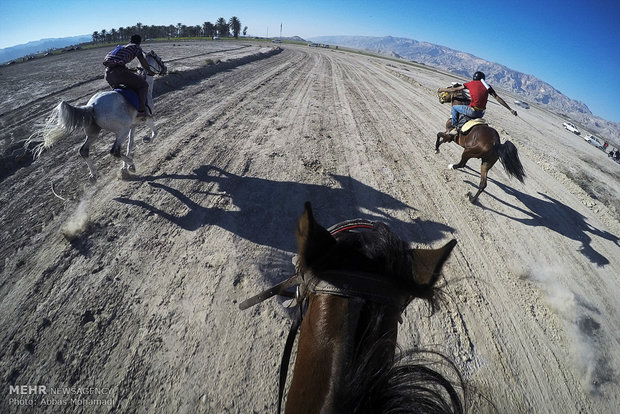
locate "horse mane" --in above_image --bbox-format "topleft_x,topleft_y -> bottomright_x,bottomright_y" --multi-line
346,342 -> 466,414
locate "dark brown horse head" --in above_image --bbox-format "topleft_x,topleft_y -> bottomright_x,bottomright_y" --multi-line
296,202 -> 456,303
285,202 -> 462,413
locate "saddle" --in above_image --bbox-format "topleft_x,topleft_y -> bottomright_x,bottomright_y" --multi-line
114,88 -> 140,111
450,117 -> 487,134
114,88 -> 152,115
461,118 -> 487,133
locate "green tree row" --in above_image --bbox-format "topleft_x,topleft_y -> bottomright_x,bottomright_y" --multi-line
92,17 -> 246,44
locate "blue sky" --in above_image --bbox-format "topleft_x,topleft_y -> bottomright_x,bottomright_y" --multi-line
1,0 -> 619,122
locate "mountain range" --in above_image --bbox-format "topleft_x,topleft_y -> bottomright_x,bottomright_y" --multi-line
0,35 -> 91,64
309,35 -> 619,143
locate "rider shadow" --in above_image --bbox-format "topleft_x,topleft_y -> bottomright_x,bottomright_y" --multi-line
114,165 -> 455,278
480,180 -> 618,267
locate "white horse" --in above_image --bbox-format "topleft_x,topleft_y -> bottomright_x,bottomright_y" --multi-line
33,50 -> 167,182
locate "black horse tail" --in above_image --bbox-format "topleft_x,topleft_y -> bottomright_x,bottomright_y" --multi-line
496,140 -> 525,183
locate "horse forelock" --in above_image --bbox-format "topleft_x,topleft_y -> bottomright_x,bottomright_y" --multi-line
324,223 -> 413,282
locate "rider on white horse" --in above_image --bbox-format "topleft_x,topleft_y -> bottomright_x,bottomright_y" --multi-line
103,34 -> 155,118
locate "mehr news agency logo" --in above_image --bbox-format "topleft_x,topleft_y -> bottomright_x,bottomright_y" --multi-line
8,385 -> 115,407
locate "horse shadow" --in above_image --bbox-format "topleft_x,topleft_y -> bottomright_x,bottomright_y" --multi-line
478,180 -> 618,267
115,165 -> 455,283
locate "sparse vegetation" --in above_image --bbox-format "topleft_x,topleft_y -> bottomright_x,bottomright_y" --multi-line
565,168 -> 620,221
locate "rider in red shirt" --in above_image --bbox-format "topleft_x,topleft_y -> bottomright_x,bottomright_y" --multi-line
439,71 -> 517,133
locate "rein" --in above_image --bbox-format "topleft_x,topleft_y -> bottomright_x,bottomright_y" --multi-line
239,219 -> 411,413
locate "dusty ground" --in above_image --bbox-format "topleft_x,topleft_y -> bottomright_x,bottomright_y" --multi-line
1,40 -> 619,413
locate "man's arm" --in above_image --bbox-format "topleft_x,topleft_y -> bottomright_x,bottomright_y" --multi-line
490,90 -> 517,116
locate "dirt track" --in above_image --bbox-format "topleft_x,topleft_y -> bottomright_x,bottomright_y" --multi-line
1,41 -> 619,413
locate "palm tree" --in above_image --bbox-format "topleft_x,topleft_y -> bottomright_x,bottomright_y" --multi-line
202,22 -> 214,38
229,16 -> 241,38
216,17 -> 228,37
101,29 -> 107,43
92,31 -> 99,44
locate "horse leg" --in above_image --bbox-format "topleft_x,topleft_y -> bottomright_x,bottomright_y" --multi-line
142,117 -> 157,143
435,132 -> 453,153
468,158 -> 496,204
123,127 -> 136,173
448,147 -> 472,170
110,128 -> 135,176
80,125 -> 101,183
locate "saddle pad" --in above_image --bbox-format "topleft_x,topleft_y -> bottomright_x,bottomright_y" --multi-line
462,118 -> 486,133
114,88 -> 139,111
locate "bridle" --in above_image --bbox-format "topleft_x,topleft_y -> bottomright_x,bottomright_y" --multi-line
239,219 -> 414,413
143,51 -> 167,76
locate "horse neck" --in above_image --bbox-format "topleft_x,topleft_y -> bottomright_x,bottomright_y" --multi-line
285,294 -> 399,413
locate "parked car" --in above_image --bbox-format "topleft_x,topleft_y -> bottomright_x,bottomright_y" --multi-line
584,134 -> 604,149
562,122 -> 580,135
514,100 -> 529,109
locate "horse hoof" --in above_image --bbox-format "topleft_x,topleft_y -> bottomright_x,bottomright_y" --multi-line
142,137 -> 151,143
128,165 -> 136,173
448,164 -> 454,169
89,175 -> 97,184
435,149 -> 440,154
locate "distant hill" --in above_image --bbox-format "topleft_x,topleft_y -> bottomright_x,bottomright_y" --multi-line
0,35 -> 91,63
310,35 -> 619,142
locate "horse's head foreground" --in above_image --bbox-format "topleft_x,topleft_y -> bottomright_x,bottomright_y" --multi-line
287,202 -> 461,413
296,201 -> 457,308
240,202 -> 463,413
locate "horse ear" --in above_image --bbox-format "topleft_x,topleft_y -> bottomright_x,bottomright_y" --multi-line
296,202 -> 336,270
410,239 -> 457,287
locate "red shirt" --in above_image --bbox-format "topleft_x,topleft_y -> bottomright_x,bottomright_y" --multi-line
465,80 -> 493,110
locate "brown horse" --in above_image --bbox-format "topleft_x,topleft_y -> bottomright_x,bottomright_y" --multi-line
241,202 -> 463,413
435,86 -> 525,203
